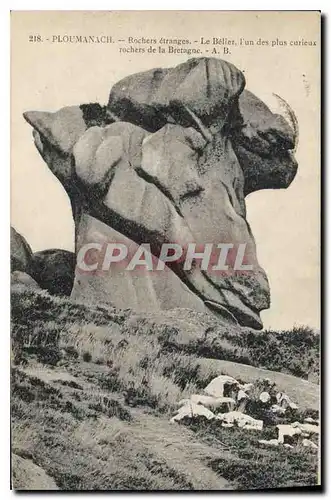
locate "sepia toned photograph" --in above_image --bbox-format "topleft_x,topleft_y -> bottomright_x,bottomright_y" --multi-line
10,10 -> 321,491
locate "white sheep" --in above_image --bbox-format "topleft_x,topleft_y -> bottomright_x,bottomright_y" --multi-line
171,402 -> 215,423
292,422 -> 319,434
276,392 -> 298,410
302,439 -> 318,450
217,411 -> 263,430
204,375 -> 239,398
277,424 -> 302,444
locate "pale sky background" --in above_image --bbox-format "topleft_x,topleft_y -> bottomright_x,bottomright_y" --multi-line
11,11 -> 320,330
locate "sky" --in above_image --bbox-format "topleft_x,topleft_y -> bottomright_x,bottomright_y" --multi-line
11,11 -> 320,331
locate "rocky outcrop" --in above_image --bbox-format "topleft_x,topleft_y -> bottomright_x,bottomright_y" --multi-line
31,249 -> 75,296
10,228 -> 75,296
11,226 -> 33,274
23,57 -> 298,329
11,270 -> 40,290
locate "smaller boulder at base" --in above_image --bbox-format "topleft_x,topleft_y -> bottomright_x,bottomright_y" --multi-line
11,270 -> 40,290
11,226 -> 33,274
31,249 -> 75,296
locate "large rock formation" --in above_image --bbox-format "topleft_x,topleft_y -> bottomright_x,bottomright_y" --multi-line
23,57 -> 298,329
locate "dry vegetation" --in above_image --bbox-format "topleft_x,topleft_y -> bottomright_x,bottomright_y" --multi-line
11,286 -> 320,491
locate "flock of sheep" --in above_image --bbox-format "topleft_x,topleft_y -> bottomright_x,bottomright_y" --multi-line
170,374 -> 319,450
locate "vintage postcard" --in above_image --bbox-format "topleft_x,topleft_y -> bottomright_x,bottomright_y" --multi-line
11,10 -> 321,491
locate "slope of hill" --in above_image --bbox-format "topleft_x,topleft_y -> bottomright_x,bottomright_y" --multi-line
11,287 -> 320,491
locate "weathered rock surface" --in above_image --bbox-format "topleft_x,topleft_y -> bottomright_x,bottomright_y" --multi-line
11,227 -> 75,296
11,270 -> 40,290
31,249 -> 75,296
23,57 -> 298,330
71,214 -> 207,312
231,90 -> 298,195
108,63 -> 298,195
108,58 -> 245,133
11,226 -> 33,273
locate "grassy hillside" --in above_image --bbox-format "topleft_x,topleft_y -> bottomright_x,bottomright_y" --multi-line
11,286 -> 320,490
